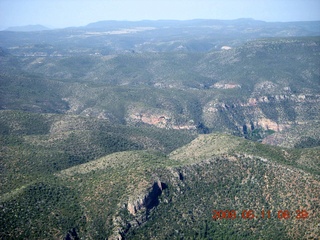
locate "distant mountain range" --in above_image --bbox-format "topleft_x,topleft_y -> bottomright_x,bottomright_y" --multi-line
5,24 -> 50,32
3,19 -> 320,34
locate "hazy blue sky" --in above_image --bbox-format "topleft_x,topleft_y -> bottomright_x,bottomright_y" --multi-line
1,0 -> 320,29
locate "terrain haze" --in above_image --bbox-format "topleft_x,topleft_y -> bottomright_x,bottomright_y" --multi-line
1,0 -> 320,29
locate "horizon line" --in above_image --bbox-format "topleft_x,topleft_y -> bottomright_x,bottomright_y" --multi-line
3,18 -> 320,31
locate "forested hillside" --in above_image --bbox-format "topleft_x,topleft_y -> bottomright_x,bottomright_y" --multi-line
0,19 -> 319,239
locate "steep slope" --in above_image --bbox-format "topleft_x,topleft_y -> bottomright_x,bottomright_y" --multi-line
170,133 -> 320,175
262,121 -> 320,148
199,38 -> 320,138
122,134 -> 320,239
1,134 -> 319,239
1,37 -> 319,143
0,110 -> 196,195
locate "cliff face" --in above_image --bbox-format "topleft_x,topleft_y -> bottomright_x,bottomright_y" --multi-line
126,106 -> 197,130
261,121 -> 320,148
2,37 -> 318,142
203,92 -> 320,136
111,152 -> 320,239
127,181 -> 163,216
119,90 -> 320,137
109,180 -> 165,240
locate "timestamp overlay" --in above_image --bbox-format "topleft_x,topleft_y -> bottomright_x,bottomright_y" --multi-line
212,209 -> 310,220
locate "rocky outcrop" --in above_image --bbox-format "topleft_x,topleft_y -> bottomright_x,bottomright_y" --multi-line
256,118 -> 290,132
221,46 -> 232,50
127,180 -> 164,216
109,180 -> 166,239
242,94 -> 320,107
128,110 -> 196,130
212,82 -> 241,89
130,112 -> 169,127
203,93 -> 320,135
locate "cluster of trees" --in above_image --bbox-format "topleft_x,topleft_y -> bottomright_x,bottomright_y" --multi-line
0,182 -> 84,239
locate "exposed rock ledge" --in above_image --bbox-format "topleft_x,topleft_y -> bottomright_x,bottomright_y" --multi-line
212,82 -> 241,89
129,112 -> 196,130
127,180 -> 164,216
243,94 -> 320,106
256,118 -> 290,132
109,180 -> 166,240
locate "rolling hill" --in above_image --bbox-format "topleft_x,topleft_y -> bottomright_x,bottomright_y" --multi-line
0,19 -> 319,239
1,133 -> 319,239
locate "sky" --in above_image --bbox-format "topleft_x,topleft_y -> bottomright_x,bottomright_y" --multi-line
1,0 -> 320,29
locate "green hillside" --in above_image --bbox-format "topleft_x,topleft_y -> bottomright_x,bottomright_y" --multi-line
1,37 -> 319,141
0,20 -> 319,239
0,110 -> 196,195
1,134 -> 319,239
